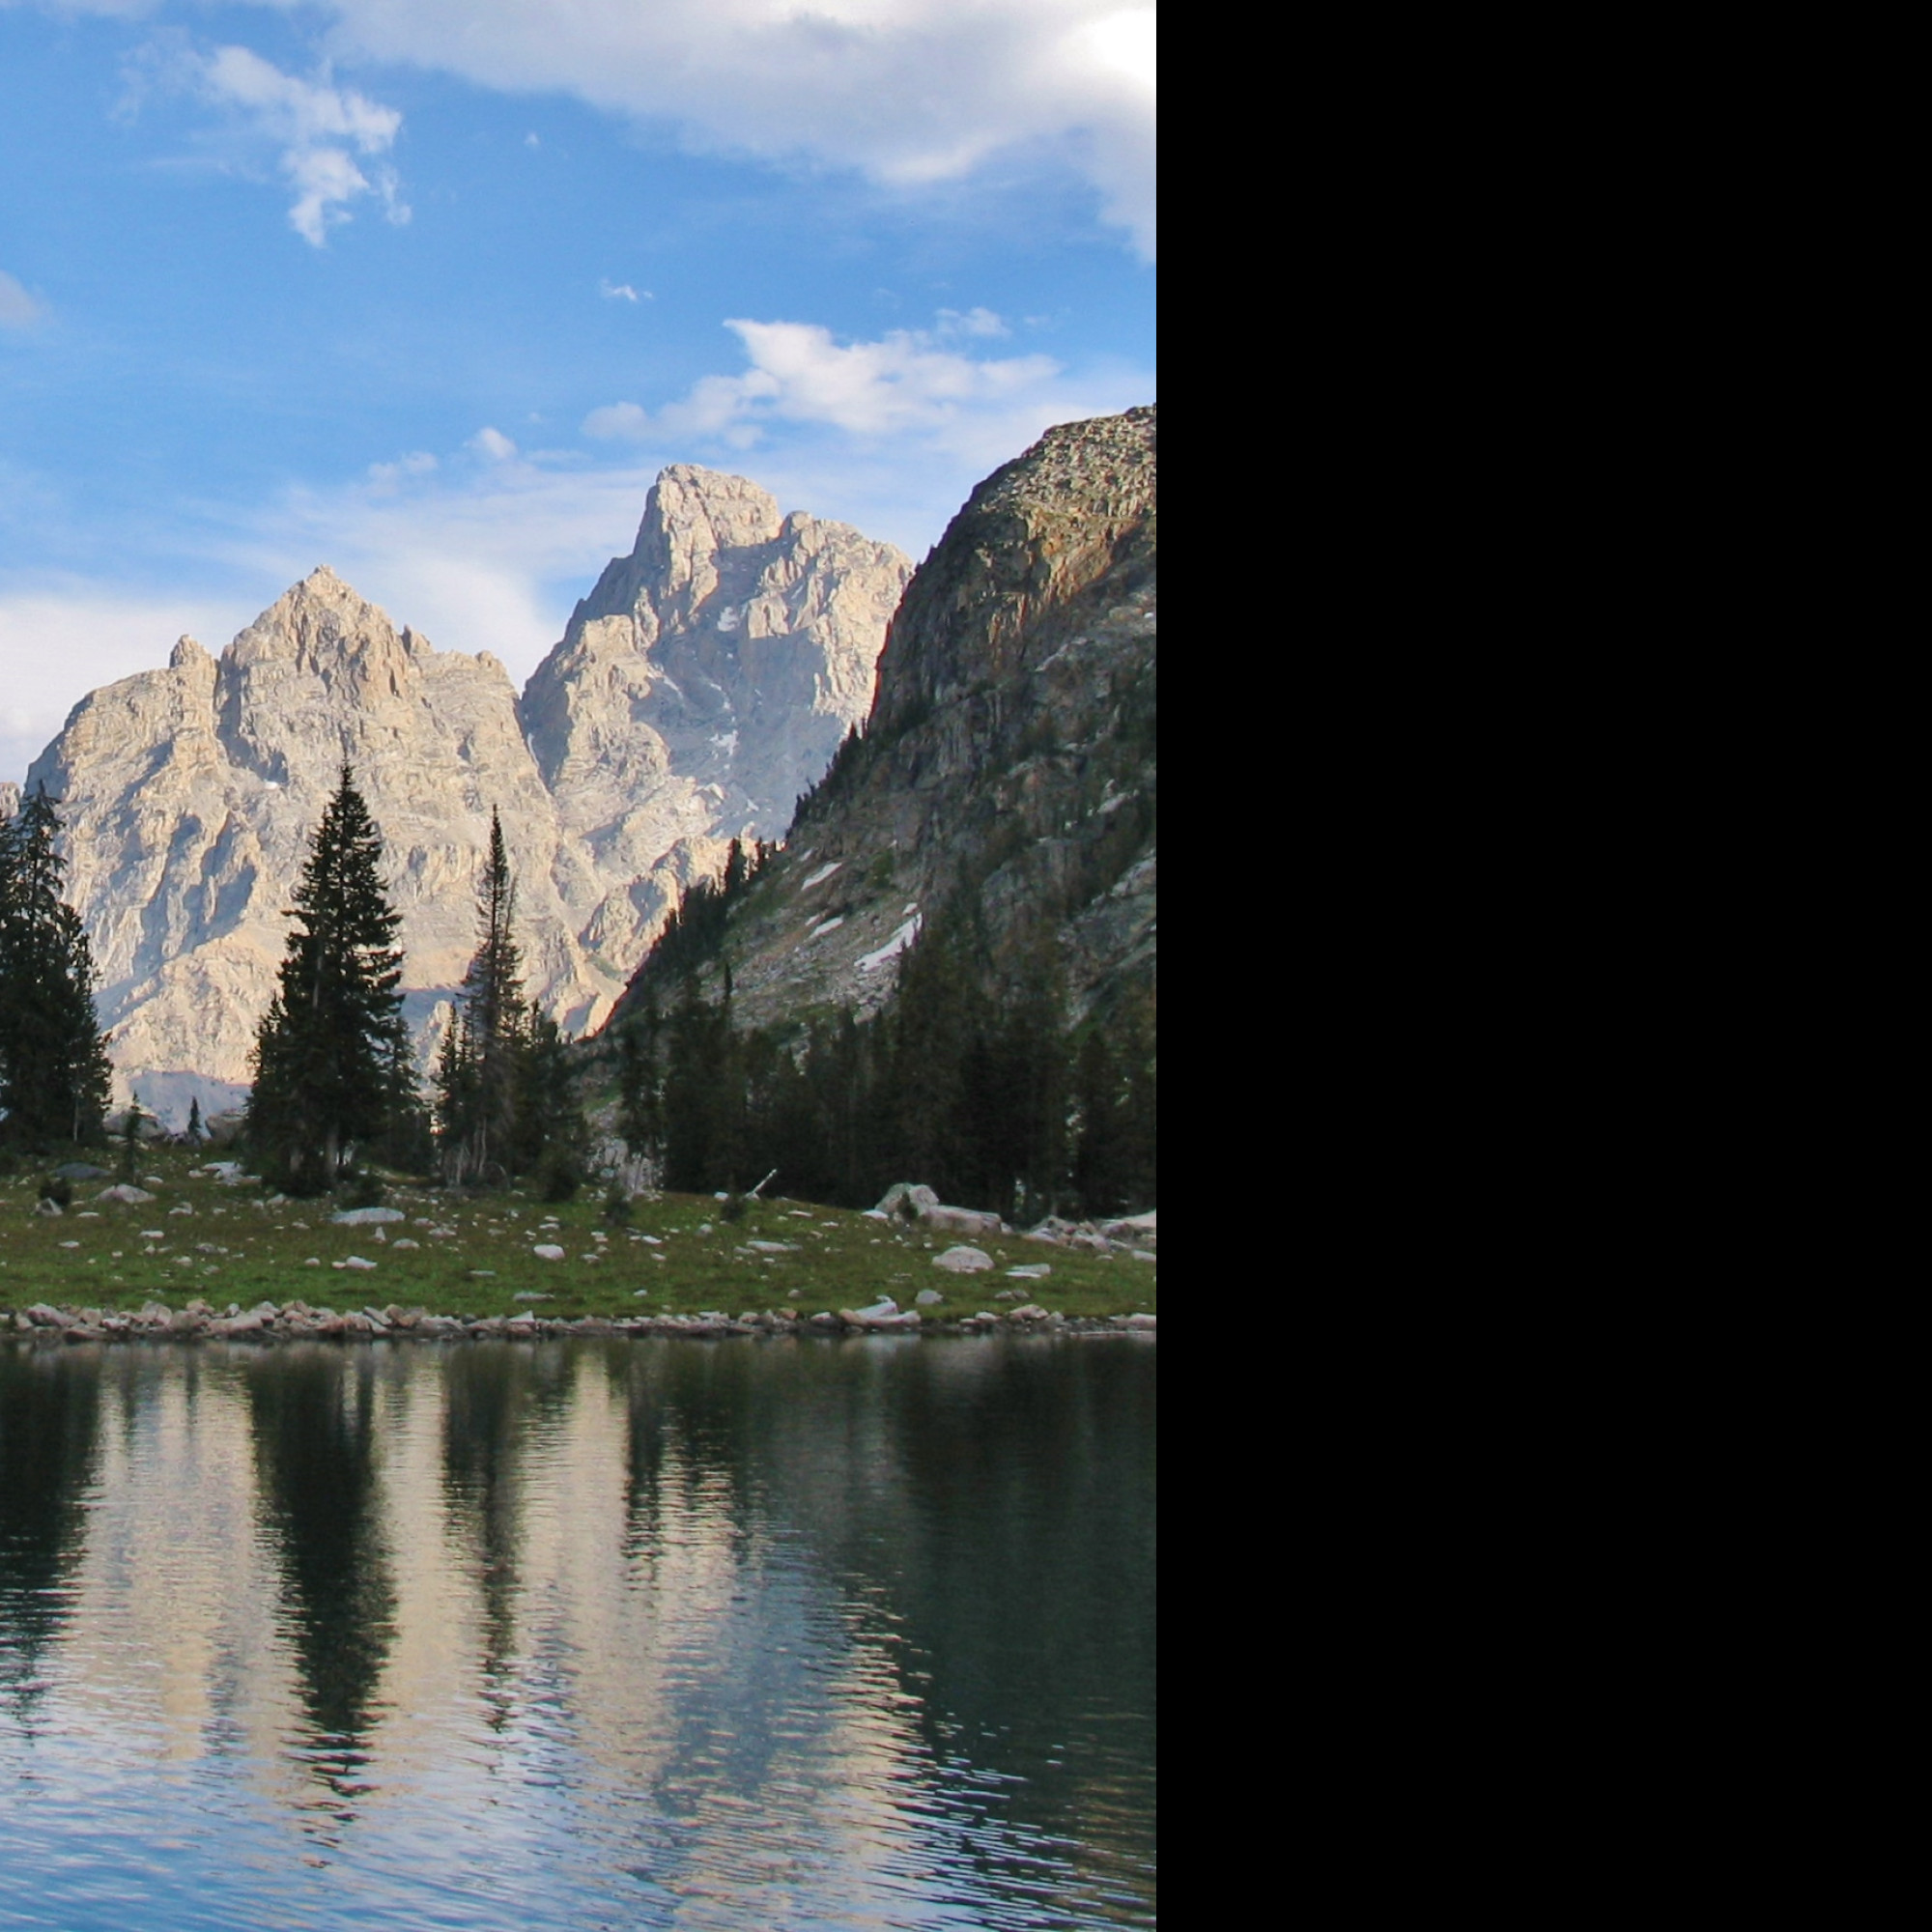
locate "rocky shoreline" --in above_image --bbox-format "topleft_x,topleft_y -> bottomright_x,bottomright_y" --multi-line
6,1297 -> 1156,1345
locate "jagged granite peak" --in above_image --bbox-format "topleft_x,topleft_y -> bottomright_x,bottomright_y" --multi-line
25,577 -> 610,1125
19,469 -> 911,1125
610,408 -> 1157,1037
521,464 -> 911,974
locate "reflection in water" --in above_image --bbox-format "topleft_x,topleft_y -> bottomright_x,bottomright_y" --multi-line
0,1350 -> 100,1720
0,1337 -> 1155,1930
247,1349 -> 397,1787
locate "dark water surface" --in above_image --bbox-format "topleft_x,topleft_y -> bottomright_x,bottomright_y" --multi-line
0,1337 -> 1155,1929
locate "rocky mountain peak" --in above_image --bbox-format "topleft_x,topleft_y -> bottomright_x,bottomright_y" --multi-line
518,467 -> 913,972
23,467 -> 912,1126
628,408 -> 1157,1036
873,405 -> 1156,735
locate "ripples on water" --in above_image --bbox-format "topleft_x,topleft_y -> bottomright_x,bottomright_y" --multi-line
0,1337 -> 1155,1929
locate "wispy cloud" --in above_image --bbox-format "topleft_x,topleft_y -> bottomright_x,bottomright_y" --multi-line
469,426 -> 518,462
584,312 -> 1091,465
600,279 -> 651,303
196,45 -> 408,245
0,271 -> 46,330
252,0 -> 1157,255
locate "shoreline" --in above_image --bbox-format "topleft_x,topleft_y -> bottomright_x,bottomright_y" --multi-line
6,1303 -> 1156,1345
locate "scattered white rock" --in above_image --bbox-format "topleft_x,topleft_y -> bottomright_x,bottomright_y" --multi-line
97,1184 -> 155,1206
332,1207 -> 406,1226
933,1246 -> 994,1273
875,1182 -> 939,1219
1007,1264 -> 1052,1279
915,1289 -> 946,1306
532,1245 -> 566,1262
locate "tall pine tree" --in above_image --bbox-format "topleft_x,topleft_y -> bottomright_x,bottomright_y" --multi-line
434,810 -> 529,1186
0,785 -> 113,1149
246,766 -> 412,1195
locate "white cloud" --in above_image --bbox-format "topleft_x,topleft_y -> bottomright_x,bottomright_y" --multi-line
936,306 -> 1010,339
600,280 -> 650,302
469,426 -> 519,462
366,451 -> 439,493
0,587 -> 259,785
273,0 -> 1156,254
197,45 -> 408,246
584,313 -> 1093,467
0,271 -> 45,330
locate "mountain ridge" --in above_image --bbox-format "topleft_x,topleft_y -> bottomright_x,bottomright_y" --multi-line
608,405 -> 1156,1037
19,469 -> 911,1125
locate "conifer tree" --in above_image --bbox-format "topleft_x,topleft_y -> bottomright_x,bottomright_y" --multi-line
0,785 -> 112,1148
434,811 -> 528,1186
514,1001 -> 587,1197
246,766 -> 412,1195
616,988 -> 666,1175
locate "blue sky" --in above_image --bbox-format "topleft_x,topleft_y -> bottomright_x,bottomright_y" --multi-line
0,0 -> 1155,783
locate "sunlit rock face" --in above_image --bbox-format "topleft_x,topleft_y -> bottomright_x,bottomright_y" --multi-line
521,466 -> 911,975
615,408 -> 1157,1036
23,469 -> 910,1123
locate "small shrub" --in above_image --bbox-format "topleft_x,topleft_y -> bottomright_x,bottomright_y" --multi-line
39,1175 -> 73,1208
720,1191 -> 749,1224
541,1159 -> 582,1204
602,1186 -> 635,1227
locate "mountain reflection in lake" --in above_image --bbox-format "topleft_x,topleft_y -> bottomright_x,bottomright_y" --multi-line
0,1337 -> 1155,1930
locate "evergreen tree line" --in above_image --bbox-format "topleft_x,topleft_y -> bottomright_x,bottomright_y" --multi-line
0,787 -> 112,1151
243,769 -> 584,1199
616,915 -> 1155,1224
631,837 -> 772,989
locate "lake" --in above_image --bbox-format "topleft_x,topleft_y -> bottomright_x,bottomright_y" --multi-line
0,1335 -> 1155,1929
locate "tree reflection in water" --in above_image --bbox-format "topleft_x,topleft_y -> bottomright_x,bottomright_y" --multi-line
0,1349 -> 102,1726
244,1345 -> 396,1804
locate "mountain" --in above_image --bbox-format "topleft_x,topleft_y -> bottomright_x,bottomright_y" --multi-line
521,465 -> 908,974
18,470 -> 910,1125
609,406 -> 1156,1036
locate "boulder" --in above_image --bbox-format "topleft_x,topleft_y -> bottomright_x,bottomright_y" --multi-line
875,1182 -> 940,1220
915,1288 -> 946,1306
532,1244 -> 566,1262
96,1184 -> 155,1206
923,1205 -> 1005,1237
932,1246 -> 994,1273
331,1207 -> 406,1226
839,1307 -> 922,1331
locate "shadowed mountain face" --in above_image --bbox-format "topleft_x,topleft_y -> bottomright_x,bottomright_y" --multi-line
612,406 -> 1156,1034
22,469 -> 910,1126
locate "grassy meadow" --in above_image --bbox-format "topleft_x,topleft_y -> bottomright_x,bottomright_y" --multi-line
0,1150 -> 1157,1322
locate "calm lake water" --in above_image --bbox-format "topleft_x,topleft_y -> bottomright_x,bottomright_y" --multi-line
0,1336 -> 1155,1930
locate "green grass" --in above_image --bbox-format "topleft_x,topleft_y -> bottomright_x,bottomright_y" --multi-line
0,1150 -> 1158,1322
